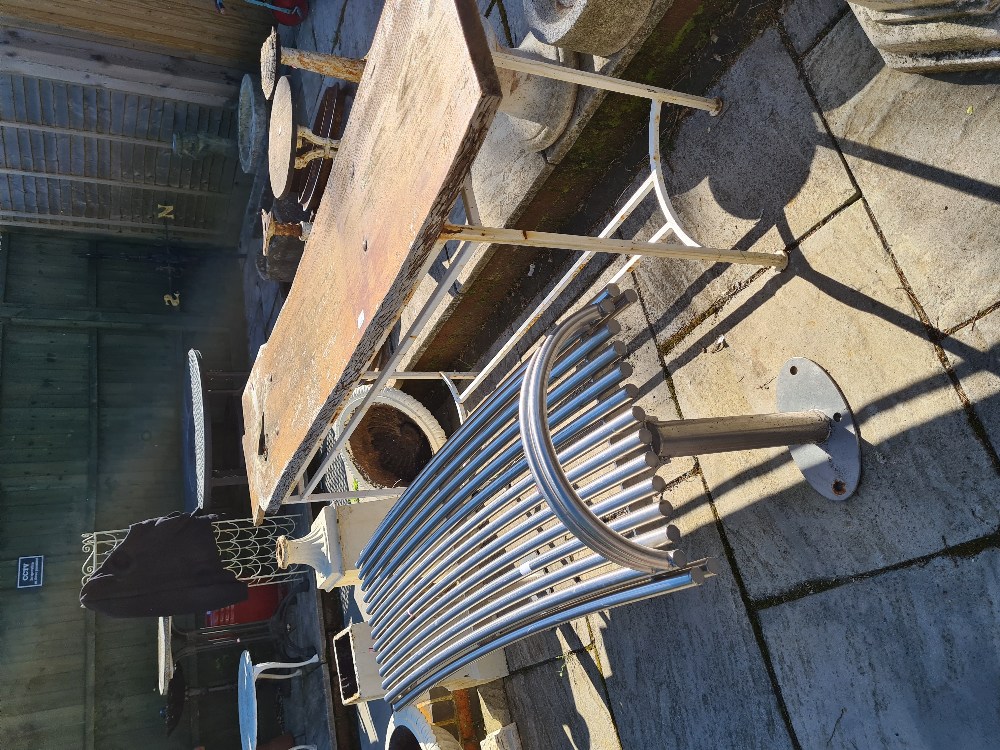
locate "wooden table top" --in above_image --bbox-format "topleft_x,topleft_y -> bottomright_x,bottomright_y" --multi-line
242,0 -> 502,521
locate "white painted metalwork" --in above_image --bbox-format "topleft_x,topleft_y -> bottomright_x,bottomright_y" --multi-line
294,100 -> 713,506
81,516 -> 303,589
461,100 -> 704,402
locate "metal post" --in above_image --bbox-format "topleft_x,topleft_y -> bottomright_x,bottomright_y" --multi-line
260,30 -> 721,114
643,358 -> 864,502
439,223 -> 786,269
648,412 -> 831,457
490,50 -> 722,114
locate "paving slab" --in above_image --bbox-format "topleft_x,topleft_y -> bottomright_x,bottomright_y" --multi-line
759,547 -> 1000,749
943,308 -> 1000,456
804,14 -> 1000,331
505,621 -> 594,673
586,474 -> 796,750
782,0 -> 847,54
661,201 -> 1000,601
504,648 -> 623,750
631,27 -> 856,349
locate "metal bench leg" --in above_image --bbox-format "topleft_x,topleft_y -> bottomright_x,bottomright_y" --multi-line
259,27 -> 722,114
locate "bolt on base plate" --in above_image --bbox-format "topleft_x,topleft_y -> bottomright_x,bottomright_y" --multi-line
776,357 -> 861,501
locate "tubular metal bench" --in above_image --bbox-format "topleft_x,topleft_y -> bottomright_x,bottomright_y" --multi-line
290,286 -> 856,710
356,289 -> 717,709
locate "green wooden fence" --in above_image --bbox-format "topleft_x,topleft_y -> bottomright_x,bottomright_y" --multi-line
0,229 -> 245,749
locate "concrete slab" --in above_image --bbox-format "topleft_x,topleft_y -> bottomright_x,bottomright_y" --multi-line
586,474 -> 796,750
804,14 -> 1000,331
479,0 -> 530,48
782,0 -> 847,54
662,201 -> 1000,601
943,308 -> 1000,455
504,622 -> 593,673
631,27 -> 857,350
759,548 -> 1000,749
504,649 -> 623,750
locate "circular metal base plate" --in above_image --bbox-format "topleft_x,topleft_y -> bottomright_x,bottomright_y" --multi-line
776,357 -> 861,501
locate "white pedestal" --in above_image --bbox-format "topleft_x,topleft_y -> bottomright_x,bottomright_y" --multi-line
275,498 -> 395,591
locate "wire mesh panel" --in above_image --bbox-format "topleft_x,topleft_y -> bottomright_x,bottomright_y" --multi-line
81,516 -> 305,588
213,516 -> 304,585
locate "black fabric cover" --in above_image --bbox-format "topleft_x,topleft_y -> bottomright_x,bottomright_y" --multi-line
80,512 -> 248,618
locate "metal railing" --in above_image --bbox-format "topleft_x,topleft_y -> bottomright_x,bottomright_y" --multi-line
287,99 -> 734,508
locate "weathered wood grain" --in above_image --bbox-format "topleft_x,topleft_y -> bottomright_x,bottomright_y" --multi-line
0,70 -> 239,240
1,0 -> 270,68
241,0 -> 501,519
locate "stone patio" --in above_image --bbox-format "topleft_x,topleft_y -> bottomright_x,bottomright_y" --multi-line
242,0 -> 1000,747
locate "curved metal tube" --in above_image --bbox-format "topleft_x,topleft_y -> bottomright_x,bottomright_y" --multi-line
520,307 -> 680,574
359,319 -> 620,567
362,361 -> 632,600
365,390 -> 637,617
371,455 -> 661,647
389,566 -> 703,708
378,516 -> 669,686
367,412 -> 649,623
384,560 -> 707,707
374,477 -> 668,666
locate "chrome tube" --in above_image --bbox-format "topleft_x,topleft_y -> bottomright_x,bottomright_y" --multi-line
362,380 -> 635,610
363,382 -> 637,616
371,453 -> 661,645
358,319 -> 621,564
389,565 -> 706,709
380,525 -> 668,688
360,335 -> 624,576
369,447 -> 658,627
374,478 -> 667,664
367,413 -> 649,621
521,307 -> 679,574
379,509 -> 669,678
361,362 -> 633,593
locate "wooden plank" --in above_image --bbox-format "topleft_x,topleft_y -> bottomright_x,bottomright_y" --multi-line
0,4 -> 269,70
0,231 -> 8,302
0,302 -> 230,332
241,0 -> 501,518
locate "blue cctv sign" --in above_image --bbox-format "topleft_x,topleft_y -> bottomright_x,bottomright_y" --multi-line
17,556 -> 44,589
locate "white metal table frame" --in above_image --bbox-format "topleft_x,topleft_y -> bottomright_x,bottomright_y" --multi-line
280,97 -> 738,509
237,649 -> 320,750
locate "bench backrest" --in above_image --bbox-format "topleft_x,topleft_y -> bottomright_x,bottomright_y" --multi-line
357,293 -> 714,709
